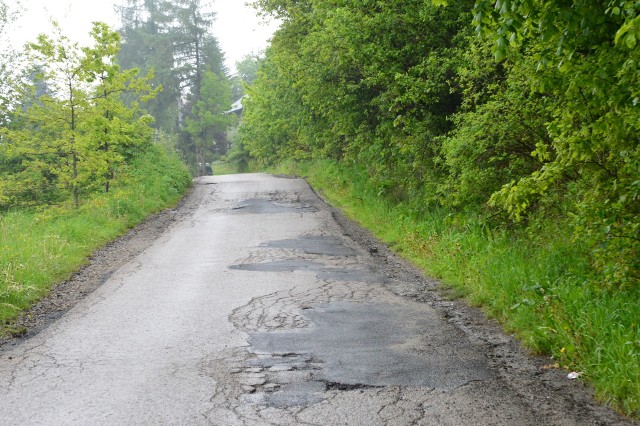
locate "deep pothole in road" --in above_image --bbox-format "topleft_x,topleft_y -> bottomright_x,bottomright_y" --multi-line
238,301 -> 493,409
235,351 -> 382,409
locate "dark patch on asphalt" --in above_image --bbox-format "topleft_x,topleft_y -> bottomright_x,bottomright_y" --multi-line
231,198 -> 317,214
260,235 -> 357,257
229,261 -> 385,283
246,353 -> 317,371
229,260 -> 324,273
240,353 -> 381,408
322,381 -> 379,391
245,301 -> 492,408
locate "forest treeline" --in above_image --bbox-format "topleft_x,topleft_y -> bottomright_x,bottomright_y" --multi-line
115,0 -> 236,174
0,0 -> 261,210
0,20 -> 162,208
240,0 -> 639,289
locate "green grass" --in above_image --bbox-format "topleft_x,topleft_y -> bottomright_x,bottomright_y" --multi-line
0,145 -> 191,333
211,160 -> 242,175
272,158 -> 640,418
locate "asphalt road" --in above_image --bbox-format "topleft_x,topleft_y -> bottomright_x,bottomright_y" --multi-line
0,174 -> 634,425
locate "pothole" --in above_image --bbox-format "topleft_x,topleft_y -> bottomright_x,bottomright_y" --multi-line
323,381 -> 381,391
229,260 -> 324,273
229,260 -> 385,283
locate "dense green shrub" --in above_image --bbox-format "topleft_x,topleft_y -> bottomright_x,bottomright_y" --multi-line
243,0 -> 639,286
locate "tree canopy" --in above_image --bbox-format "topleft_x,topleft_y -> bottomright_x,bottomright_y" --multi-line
0,22 -> 157,209
241,0 -> 639,288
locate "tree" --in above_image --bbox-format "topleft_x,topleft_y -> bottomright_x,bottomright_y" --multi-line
184,70 -> 234,173
116,0 -> 227,120
116,0 -> 181,132
82,22 -> 159,193
115,0 -> 234,171
242,0 -> 472,199
0,22 -> 156,208
470,0 -> 640,286
0,0 -> 23,126
171,0 -> 221,93
230,53 -> 263,100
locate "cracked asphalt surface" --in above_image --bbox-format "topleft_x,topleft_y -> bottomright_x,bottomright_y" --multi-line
0,173 -> 636,425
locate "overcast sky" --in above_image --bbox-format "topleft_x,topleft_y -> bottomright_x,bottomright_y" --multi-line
8,0 -> 279,73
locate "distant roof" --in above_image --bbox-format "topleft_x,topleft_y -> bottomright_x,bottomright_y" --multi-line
226,96 -> 247,114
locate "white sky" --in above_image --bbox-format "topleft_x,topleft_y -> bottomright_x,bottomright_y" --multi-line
7,0 -> 279,73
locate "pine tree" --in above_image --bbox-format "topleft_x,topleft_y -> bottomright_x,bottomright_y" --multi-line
115,0 -> 233,171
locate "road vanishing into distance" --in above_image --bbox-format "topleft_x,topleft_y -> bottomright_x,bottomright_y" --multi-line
0,174 -> 635,425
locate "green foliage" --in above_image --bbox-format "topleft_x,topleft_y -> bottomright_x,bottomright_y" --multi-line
245,0 -> 639,286
245,0 -> 640,415
0,22 -> 157,209
0,144 -> 190,334
185,70 -> 234,172
441,40 -> 555,209
115,0 -> 236,169
472,0 -> 640,287
116,0 -> 181,133
0,0 -> 24,126
225,127 -> 251,173
230,53 -> 264,100
236,54 -> 262,84
242,0 -> 473,188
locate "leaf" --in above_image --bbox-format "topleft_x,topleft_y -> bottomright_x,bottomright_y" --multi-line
625,33 -> 637,49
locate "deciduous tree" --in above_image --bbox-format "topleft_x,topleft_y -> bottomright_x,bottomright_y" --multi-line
0,22 -> 157,208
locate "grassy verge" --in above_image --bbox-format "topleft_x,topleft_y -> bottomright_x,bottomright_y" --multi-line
0,145 -> 191,334
211,160 -> 241,175
272,159 -> 639,418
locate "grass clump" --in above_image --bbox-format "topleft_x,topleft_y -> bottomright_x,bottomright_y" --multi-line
273,159 -> 640,418
0,145 -> 191,333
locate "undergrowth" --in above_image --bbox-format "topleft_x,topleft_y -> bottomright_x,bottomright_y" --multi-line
0,145 -> 191,333
272,159 -> 640,418
211,160 -> 240,176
